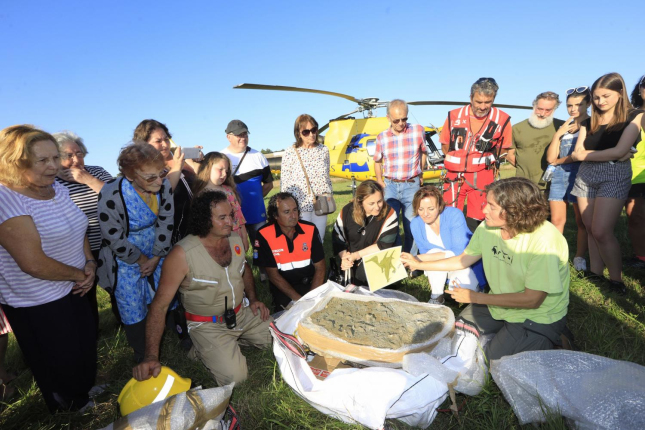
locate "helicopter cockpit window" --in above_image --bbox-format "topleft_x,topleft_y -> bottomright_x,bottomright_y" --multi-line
366,139 -> 376,157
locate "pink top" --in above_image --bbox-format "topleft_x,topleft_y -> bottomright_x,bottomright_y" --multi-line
221,185 -> 246,232
0,182 -> 88,307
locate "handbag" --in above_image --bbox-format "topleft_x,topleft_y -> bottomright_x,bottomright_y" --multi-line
294,147 -> 336,216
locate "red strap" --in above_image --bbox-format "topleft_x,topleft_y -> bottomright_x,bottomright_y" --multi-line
185,302 -> 242,323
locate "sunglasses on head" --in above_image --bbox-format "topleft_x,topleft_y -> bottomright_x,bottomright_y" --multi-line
301,127 -> 318,137
566,86 -> 588,95
640,76 -> 645,88
391,117 -> 408,125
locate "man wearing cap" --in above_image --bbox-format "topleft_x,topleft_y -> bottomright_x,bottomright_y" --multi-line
374,99 -> 427,253
254,192 -> 325,312
221,120 -> 273,246
439,78 -> 513,231
132,191 -> 271,386
507,92 -> 565,191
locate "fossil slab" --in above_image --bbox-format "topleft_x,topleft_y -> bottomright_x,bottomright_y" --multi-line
298,292 -> 454,365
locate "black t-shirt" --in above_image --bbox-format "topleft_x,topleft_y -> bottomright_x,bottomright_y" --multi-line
331,203 -> 399,286
583,109 -> 643,151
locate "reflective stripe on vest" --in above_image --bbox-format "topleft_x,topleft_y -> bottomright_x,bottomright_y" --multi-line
260,222 -> 316,273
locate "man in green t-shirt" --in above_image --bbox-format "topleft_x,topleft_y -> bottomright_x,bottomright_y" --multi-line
401,177 -> 572,361
507,92 -> 565,191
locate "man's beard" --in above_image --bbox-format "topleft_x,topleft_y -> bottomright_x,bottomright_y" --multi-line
528,113 -> 554,129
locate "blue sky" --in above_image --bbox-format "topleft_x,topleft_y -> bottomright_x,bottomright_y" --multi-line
1,0 -> 642,175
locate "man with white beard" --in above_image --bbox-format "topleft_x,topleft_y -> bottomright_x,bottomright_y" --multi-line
507,92 -> 565,191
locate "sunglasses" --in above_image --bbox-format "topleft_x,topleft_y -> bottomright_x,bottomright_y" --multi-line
300,127 -> 318,137
391,117 -> 408,125
566,86 -> 588,95
640,76 -> 645,88
137,169 -> 169,183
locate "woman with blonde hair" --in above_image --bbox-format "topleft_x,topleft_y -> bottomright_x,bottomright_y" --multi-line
332,180 -> 399,286
571,73 -> 644,294
0,125 -> 97,412
192,152 -> 249,250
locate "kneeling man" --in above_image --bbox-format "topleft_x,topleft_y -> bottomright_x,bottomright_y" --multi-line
254,192 -> 325,312
133,191 -> 271,386
402,177 -> 570,361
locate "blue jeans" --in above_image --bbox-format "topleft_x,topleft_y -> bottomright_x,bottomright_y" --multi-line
384,178 -> 420,253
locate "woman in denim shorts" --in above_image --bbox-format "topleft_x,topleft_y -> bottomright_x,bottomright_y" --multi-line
571,73 -> 644,294
546,88 -> 591,271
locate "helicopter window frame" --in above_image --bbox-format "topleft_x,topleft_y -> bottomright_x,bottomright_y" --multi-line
366,139 -> 376,157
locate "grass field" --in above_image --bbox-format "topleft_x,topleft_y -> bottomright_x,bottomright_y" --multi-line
1,174 -> 643,429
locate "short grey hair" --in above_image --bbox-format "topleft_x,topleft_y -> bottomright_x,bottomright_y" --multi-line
471,77 -> 499,98
387,99 -> 408,116
52,130 -> 88,155
533,91 -> 562,109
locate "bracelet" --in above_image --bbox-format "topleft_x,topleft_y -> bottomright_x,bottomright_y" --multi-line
86,259 -> 97,265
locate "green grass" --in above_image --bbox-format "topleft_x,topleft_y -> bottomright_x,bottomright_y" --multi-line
1,176 -> 643,429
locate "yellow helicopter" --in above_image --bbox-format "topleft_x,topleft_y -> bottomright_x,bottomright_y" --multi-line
234,83 -> 532,183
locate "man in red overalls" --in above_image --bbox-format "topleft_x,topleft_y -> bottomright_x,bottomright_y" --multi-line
439,78 -> 513,231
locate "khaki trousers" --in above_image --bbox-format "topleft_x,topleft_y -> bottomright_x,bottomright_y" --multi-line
189,306 -> 272,386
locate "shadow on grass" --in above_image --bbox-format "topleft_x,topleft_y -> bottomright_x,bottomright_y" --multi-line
1,180 -> 643,429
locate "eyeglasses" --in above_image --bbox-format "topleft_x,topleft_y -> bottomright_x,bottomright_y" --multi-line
566,87 -> 588,95
136,169 -> 169,183
391,117 -> 408,125
61,151 -> 85,160
300,127 -> 318,137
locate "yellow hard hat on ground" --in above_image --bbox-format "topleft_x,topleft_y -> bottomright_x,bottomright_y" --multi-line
118,366 -> 191,416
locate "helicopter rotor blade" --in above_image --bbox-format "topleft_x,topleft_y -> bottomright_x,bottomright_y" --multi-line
234,83 -> 363,105
408,100 -> 533,110
318,108 -> 363,133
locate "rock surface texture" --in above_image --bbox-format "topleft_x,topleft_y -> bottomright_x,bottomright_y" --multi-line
308,297 -> 450,349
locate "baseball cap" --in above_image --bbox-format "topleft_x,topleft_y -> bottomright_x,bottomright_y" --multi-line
225,120 -> 250,135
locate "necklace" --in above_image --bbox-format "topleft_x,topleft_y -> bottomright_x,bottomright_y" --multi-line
26,184 -> 55,200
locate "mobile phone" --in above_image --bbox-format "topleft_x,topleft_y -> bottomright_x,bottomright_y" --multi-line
183,147 -> 202,160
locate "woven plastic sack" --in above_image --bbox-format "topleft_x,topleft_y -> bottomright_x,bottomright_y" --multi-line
403,319 -> 488,396
273,282 -> 449,429
491,350 -> 645,429
102,384 -> 233,430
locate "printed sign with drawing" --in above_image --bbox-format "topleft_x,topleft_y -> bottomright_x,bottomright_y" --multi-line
362,246 -> 407,291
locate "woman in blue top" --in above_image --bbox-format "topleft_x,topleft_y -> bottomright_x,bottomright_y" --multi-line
546,87 -> 590,272
409,186 -> 485,304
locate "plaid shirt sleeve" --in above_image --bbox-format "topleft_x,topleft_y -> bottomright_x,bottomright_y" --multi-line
373,132 -> 384,162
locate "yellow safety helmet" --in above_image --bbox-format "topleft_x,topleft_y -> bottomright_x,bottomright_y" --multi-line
118,366 -> 191,416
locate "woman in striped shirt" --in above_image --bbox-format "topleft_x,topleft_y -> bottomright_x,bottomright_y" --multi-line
53,131 -> 116,327
0,125 -> 97,413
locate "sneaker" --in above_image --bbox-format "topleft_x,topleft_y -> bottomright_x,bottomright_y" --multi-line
624,257 -> 645,269
88,384 -> 109,398
428,295 -> 445,305
573,257 -> 587,271
583,271 -> 605,282
608,280 -> 627,296
78,399 -> 96,413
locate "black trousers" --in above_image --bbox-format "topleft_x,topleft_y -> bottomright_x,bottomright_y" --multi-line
3,291 -> 97,413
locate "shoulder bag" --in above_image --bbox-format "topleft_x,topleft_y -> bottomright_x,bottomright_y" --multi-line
294,146 -> 336,216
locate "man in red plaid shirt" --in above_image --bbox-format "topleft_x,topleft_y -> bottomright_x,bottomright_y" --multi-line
374,99 -> 427,253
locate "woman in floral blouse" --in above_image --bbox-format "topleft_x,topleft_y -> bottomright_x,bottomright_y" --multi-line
280,114 -> 333,242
